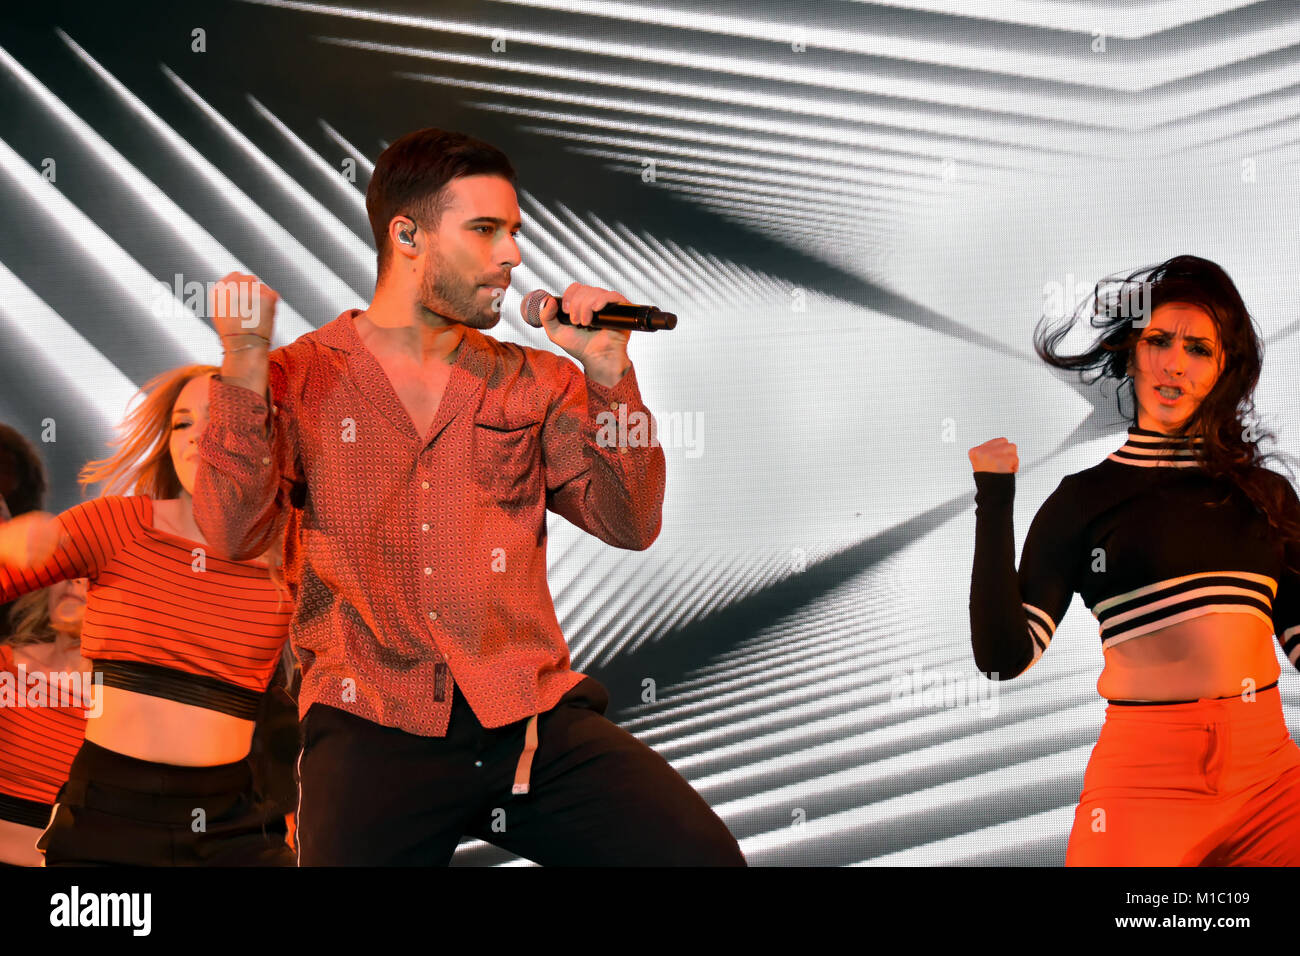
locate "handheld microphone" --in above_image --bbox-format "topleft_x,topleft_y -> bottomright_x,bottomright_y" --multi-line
521,290 -> 677,332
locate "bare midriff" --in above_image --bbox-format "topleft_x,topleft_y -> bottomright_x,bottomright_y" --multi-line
84,686 -> 255,766
0,819 -> 44,866
1097,612 -> 1281,702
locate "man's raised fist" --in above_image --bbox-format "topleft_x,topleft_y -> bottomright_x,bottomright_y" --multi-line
210,272 -> 278,342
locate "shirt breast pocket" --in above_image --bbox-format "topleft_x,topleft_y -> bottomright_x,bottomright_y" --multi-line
472,411 -> 543,508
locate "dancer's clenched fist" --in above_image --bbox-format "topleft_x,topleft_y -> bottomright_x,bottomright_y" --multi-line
0,511 -> 63,568
969,437 -> 1019,474
210,272 -> 278,343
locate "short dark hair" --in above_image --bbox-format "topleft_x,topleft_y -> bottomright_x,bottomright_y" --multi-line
0,422 -> 47,516
366,128 -> 517,280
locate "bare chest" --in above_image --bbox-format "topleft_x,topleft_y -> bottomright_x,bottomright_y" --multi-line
374,354 -> 453,437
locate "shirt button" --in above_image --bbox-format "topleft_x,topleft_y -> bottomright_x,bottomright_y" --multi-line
261,457 -> 271,465
619,446 -> 629,455
422,523 -> 429,532
424,567 -> 432,575
428,610 -> 438,621
422,481 -> 430,490
609,401 -> 618,409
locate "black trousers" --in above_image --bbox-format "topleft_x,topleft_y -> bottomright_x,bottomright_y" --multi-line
296,676 -> 747,866
38,740 -> 296,867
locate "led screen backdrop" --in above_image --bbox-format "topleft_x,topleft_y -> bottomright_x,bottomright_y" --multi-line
2,0 -> 1299,866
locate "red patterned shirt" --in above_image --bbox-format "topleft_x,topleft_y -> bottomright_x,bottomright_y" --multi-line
195,310 -> 665,736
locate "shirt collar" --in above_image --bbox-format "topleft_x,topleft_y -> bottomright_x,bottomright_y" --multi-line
1107,425 -> 1205,469
312,310 -> 361,352
315,309 -> 482,365
311,310 -> 489,444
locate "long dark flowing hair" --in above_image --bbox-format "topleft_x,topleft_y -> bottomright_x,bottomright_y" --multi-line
1034,254 -> 1300,556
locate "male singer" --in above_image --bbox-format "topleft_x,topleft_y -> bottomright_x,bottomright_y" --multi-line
194,127 -> 745,866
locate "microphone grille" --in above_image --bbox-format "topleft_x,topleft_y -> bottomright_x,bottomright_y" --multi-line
521,289 -> 551,328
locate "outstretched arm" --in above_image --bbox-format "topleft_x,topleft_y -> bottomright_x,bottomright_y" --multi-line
0,497 -> 133,601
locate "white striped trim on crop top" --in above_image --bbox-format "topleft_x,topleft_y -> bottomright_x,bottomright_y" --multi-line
1092,570 -> 1277,647
1023,602 -> 1056,666
1282,625 -> 1300,666
1106,426 -> 1204,468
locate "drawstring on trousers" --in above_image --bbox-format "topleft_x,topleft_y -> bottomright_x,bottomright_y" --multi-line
512,714 -> 540,795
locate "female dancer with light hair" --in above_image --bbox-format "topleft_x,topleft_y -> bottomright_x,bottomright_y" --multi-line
0,363 -> 296,865
969,254 -> 1300,865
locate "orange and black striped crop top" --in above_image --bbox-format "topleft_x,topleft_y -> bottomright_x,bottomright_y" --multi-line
0,496 -> 291,719
0,644 -> 90,823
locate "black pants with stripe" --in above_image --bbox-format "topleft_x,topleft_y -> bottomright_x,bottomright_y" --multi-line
296,676 -> 747,866
38,740 -> 296,866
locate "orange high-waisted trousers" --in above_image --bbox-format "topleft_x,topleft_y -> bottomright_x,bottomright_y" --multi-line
1067,683 -> 1300,866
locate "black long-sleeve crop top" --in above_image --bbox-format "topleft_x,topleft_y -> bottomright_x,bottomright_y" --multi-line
970,426 -> 1300,679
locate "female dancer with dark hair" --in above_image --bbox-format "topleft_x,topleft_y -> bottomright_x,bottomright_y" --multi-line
0,577 -> 91,866
0,363 -> 296,865
969,254 -> 1300,865
0,423 -> 48,520
0,422 -> 50,633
